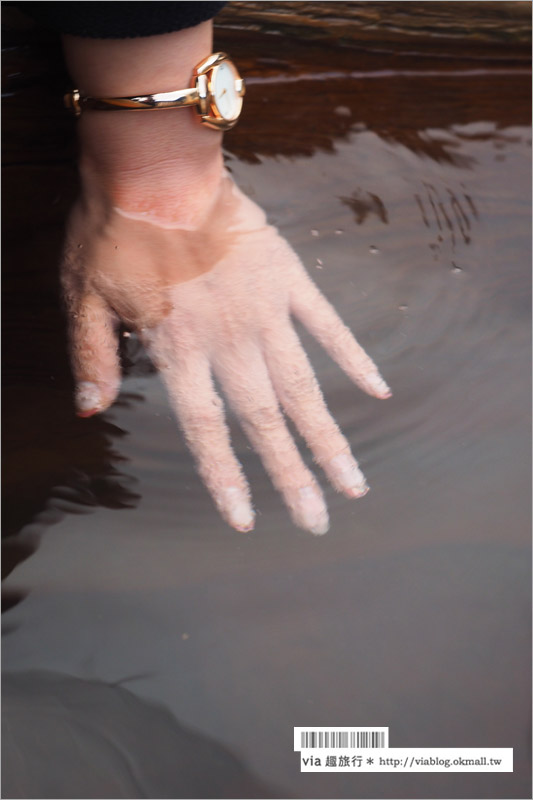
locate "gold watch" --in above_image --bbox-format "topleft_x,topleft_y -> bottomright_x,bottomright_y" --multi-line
64,52 -> 245,131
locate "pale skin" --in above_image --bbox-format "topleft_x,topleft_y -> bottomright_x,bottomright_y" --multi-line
61,21 -> 391,535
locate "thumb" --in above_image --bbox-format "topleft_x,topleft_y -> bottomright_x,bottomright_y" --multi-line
68,293 -> 122,417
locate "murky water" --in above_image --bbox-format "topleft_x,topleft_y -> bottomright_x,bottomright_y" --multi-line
2,26 -> 531,800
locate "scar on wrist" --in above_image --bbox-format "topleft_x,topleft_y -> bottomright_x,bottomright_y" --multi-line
113,206 -> 197,231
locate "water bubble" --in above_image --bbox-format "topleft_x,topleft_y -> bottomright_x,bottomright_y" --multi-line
398,304 -> 408,311
122,331 -> 131,338
369,245 -> 379,255
451,262 -> 463,274
335,229 -> 343,235
334,105 -> 352,118
316,259 -> 323,269
310,229 -> 319,237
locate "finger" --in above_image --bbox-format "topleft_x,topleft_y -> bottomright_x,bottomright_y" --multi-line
261,325 -> 369,498
289,271 -> 391,399
144,334 -> 255,533
67,293 -> 121,417
213,345 -> 330,535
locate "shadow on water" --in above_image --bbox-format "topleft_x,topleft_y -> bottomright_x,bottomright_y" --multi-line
2,8 -> 531,800
2,671 -> 284,799
1,164 -> 142,612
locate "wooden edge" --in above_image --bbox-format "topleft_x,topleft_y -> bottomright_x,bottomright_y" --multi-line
216,1 -> 532,47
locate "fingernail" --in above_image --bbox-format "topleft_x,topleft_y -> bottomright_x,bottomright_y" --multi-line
330,454 -> 369,498
366,373 -> 392,398
76,381 -> 102,416
296,486 -> 329,535
220,487 -> 255,532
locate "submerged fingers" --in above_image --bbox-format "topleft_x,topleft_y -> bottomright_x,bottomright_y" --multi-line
261,325 -> 369,498
290,270 -> 391,399
213,345 -> 330,535
66,293 -> 121,417
143,335 -> 254,533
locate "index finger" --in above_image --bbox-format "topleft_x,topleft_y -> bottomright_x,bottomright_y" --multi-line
289,269 -> 392,399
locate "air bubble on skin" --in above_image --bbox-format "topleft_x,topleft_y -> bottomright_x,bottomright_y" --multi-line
310,229 -> 319,237
451,262 -> 463,274
122,331 -> 131,338
369,245 -> 379,254
335,229 -> 343,235
316,259 -> 323,269
399,304 -> 408,311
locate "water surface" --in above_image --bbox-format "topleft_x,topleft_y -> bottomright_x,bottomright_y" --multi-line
2,27 -> 531,800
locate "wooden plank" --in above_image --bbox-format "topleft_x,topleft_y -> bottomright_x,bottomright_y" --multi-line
216,1 -> 532,47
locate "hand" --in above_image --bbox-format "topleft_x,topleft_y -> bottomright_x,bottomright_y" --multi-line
62,171 -> 391,535
60,21 -> 391,534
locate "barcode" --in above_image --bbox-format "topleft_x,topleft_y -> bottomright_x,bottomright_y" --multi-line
298,728 -> 388,749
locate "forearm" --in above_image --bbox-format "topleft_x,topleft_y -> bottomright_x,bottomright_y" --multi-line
62,22 -> 224,224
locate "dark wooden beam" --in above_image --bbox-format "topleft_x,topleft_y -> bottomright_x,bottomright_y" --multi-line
216,1 -> 532,48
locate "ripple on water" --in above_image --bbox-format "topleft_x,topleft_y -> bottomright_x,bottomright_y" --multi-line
2,31 -> 531,800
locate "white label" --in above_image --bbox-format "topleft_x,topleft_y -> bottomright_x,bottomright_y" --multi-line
294,729 -> 512,772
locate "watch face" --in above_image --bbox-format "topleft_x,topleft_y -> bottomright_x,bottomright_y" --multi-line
212,61 -> 241,121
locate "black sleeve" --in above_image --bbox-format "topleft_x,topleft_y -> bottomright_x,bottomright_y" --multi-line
19,1 -> 227,39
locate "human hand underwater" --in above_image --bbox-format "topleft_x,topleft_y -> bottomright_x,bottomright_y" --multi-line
60,23 -> 391,535
62,169 -> 391,535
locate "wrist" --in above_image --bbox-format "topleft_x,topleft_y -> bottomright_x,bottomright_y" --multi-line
77,111 -> 224,224
64,22 -> 224,225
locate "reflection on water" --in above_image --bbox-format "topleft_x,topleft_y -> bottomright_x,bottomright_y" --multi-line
2,671 -> 282,799
340,189 -> 389,226
2,18 -> 531,800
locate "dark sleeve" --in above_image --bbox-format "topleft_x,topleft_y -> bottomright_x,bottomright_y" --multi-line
19,1 -> 227,39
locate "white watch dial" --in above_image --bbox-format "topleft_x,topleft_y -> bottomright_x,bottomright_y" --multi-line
213,61 -> 240,120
